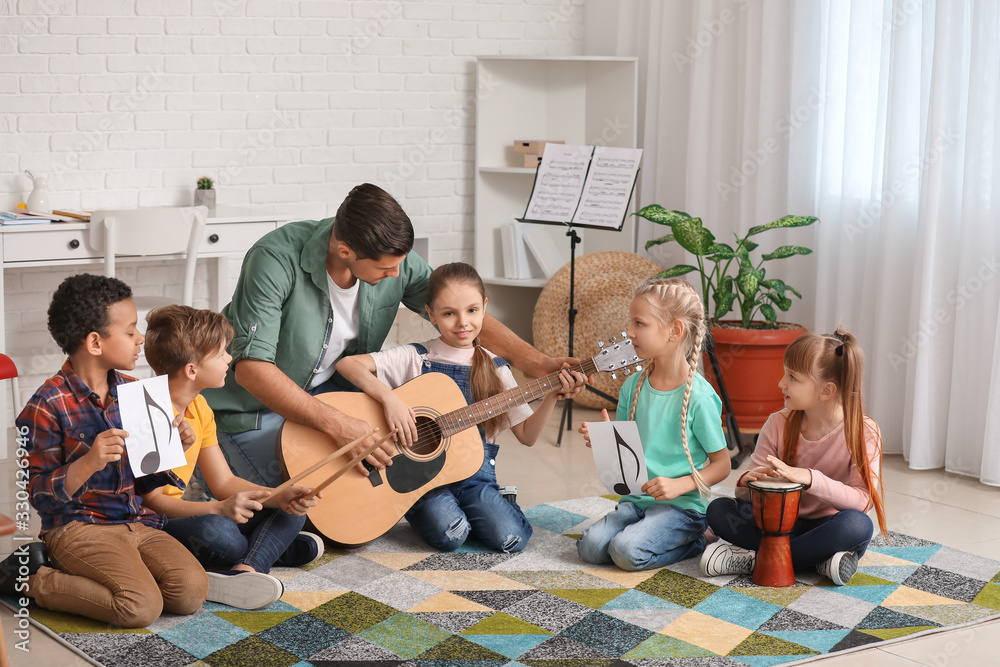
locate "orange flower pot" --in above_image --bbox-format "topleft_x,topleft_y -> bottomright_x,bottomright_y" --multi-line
703,323 -> 807,430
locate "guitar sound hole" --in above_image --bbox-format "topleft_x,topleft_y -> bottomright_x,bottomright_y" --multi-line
407,416 -> 442,458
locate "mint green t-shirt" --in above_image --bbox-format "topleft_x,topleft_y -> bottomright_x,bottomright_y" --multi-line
616,371 -> 727,513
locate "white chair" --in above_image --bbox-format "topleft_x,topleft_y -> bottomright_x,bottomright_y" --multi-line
89,206 -> 208,375
89,206 -> 208,308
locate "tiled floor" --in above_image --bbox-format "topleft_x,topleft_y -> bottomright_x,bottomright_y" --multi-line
3,403 -> 999,666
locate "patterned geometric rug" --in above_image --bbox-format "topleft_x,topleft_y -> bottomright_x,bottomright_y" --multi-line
6,496 -> 1000,667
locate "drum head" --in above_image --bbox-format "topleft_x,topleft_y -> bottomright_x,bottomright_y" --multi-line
747,478 -> 805,492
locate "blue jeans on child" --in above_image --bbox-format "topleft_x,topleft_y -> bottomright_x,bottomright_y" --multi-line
706,497 -> 874,567
164,508 -> 306,574
216,375 -> 349,488
578,501 -> 708,571
405,442 -> 532,553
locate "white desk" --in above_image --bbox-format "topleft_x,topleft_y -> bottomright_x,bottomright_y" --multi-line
0,206 -> 290,456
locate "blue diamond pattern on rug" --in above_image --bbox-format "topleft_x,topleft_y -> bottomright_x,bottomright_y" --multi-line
5,496 -> 999,666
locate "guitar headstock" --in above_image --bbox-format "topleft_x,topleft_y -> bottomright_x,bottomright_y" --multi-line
592,332 -> 642,379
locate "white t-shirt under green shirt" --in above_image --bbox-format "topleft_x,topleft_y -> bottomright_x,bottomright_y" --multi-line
308,273 -> 360,389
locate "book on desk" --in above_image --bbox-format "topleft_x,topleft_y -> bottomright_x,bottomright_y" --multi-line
1,210 -> 55,225
0,209 -> 91,224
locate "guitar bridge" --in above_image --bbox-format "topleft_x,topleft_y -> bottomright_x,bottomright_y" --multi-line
362,460 -> 383,487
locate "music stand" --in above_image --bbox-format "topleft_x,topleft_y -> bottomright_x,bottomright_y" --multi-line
517,144 -> 642,445
549,226 -> 622,444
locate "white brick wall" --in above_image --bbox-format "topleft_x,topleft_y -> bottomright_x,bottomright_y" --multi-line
0,0 -> 585,422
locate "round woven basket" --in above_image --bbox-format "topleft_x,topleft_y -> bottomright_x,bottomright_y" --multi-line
532,251 -> 661,409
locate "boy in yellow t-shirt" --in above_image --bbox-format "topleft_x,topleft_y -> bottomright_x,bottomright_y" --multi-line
141,305 -> 323,610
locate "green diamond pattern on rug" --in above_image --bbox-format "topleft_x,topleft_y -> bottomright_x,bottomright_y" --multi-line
358,612 -> 453,658
214,610 -> 299,634
623,632 -> 715,659
204,635 -> 300,667
974,583 -> 1000,610
308,591 -> 396,633
462,611 -> 552,636
636,567 -> 720,607
548,587 -> 628,609
416,633 -> 508,660
729,630 -> 818,657
6,498 -> 1000,667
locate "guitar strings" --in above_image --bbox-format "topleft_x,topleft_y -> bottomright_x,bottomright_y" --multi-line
399,372 -> 568,444
375,355 -> 617,444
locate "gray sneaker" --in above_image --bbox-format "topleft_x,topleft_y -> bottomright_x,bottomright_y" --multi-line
699,541 -> 756,577
816,551 -> 858,585
207,570 -> 283,609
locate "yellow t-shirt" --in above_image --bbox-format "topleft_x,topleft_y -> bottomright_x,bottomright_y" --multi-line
161,394 -> 218,499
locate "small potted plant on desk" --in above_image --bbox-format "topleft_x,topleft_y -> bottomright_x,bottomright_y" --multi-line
194,176 -> 216,213
636,206 -> 818,431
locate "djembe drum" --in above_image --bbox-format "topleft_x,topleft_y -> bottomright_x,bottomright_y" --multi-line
747,478 -> 805,587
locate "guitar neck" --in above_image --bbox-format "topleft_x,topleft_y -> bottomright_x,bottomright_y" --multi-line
437,358 -> 599,437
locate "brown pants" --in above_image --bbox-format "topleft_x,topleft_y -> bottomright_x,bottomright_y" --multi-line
33,521 -> 208,628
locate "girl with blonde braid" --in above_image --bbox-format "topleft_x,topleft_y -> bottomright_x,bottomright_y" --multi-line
578,278 -> 730,571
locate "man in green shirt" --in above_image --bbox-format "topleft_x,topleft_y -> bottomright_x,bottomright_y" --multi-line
205,183 -> 570,487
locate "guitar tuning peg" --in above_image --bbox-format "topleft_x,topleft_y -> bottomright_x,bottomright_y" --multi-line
597,341 -> 605,348
610,335 -> 617,343
623,368 -> 631,375
635,364 -> 642,372
610,372 -> 618,380
620,331 -> 627,338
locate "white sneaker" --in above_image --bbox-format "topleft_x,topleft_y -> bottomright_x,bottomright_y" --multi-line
207,570 -> 283,609
699,541 -> 756,577
816,551 -> 858,586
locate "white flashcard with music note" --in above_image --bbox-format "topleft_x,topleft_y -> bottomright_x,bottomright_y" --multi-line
587,420 -> 649,496
119,375 -> 184,478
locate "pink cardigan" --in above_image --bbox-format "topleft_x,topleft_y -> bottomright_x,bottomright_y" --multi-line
736,410 -> 881,520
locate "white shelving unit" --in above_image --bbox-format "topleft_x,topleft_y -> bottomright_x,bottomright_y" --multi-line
474,56 -> 639,342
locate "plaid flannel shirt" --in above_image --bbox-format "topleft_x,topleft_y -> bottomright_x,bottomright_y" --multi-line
16,360 -> 182,536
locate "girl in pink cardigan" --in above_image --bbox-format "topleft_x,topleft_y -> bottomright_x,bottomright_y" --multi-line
700,329 -> 887,585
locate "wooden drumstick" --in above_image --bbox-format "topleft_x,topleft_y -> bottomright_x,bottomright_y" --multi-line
303,429 -> 398,500
273,428 -> 378,495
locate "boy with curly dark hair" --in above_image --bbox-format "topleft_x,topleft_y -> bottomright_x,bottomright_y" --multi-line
7,273 -> 208,627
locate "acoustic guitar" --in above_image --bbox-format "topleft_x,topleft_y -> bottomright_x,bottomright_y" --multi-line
276,337 -> 640,545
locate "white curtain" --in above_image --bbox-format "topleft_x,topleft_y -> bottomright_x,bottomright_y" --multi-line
610,0 -> 1000,484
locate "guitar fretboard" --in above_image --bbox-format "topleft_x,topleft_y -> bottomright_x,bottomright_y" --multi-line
437,358 -> 600,437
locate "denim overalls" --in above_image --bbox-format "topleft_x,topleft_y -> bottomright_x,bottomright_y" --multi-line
403,343 -> 533,553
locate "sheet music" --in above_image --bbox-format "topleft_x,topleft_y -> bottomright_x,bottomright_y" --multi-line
119,375 -> 185,478
587,420 -> 649,495
522,143 -> 593,223
573,146 -> 643,229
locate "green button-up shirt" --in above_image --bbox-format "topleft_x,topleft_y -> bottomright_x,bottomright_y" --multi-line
204,217 -> 431,434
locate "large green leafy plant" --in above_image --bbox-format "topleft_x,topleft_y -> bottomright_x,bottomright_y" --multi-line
636,206 -> 818,329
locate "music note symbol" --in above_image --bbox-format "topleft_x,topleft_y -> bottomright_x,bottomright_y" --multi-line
612,426 -> 640,495
139,386 -> 172,474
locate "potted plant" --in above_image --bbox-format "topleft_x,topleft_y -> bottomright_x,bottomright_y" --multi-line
194,176 -> 216,212
635,205 -> 818,429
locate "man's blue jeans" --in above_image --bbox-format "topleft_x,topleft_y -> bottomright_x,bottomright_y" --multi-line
164,509 -> 306,574
216,375 -> 349,488
578,500 -> 708,571
405,443 -> 532,553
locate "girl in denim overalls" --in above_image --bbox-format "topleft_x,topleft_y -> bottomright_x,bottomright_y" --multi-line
337,262 -> 586,552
